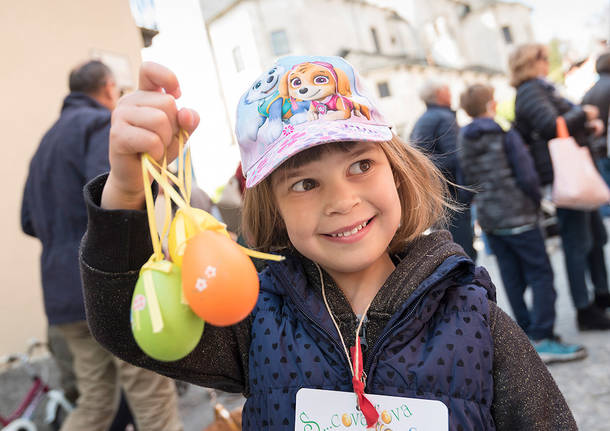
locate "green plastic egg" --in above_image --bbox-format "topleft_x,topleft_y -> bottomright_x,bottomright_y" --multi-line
130,262 -> 204,361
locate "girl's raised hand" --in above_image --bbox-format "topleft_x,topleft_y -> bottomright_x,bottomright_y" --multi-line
102,62 -> 200,210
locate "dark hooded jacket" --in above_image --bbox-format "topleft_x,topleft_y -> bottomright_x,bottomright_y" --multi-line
458,117 -> 540,232
410,104 -> 471,203
80,174 -> 577,431
21,93 -> 110,324
514,78 -> 588,185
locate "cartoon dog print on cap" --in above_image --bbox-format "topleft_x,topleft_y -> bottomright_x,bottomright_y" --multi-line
279,61 -> 371,122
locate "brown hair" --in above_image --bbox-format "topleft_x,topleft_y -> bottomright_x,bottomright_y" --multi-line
460,83 -> 494,118
241,135 -> 452,254
508,43 -> 548,87
69,60 -> 113,94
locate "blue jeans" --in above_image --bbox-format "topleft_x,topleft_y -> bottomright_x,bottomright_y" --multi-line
596,158 -> 610,217
487,227 -> 556,340
556,208 -> 609,309
448,207 -> 477,262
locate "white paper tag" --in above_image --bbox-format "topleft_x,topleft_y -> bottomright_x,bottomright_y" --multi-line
295,388 -> 448,430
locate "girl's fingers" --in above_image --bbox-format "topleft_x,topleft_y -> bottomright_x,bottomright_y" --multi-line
114,63 -> 198,164
117,105 -> 175,149
119,91 -> 179,135
139,62 -> 181,98
111,120 -> 166,161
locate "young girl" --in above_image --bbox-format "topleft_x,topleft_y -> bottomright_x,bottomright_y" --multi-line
82,57 -> 576,430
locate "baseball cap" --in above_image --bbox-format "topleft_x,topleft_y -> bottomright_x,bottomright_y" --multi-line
235,55 -> 393,188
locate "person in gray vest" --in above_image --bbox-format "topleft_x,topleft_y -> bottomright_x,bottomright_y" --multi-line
457,83 -> 586,363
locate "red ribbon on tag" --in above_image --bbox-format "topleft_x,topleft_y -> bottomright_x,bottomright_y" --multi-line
350,335 -> 379,428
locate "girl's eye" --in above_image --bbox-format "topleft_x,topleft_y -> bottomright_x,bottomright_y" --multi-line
314,75 -> 329,84
290,77 -> 302,88
254,81 -> 261,89
349,160 -> 372,175
291,178 -> 317,192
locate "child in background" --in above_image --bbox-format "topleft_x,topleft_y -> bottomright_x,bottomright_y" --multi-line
81,57 -> 576,430
457,83 -> 586,364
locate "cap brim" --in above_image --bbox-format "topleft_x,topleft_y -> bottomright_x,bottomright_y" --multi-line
245,120 -> 393,188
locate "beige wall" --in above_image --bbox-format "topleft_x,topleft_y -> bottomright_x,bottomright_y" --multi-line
0,0 -> 143,356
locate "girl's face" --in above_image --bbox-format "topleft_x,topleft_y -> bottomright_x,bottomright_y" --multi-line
272,141 -> 401,277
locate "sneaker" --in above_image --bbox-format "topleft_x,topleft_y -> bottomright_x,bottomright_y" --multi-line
532,339 -> 587,364
594,293 -> 610,310
577,304 -> 610,330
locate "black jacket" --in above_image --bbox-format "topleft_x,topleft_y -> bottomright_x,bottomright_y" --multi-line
458,118 -> 540,232
514,78 -> 588,185
410,104 -> 459,181
21,93 -> 111,324
410,104 -> 470,202
582,73 -> 610,157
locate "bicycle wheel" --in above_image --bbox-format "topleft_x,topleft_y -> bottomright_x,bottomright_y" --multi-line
48,403 -> 68,431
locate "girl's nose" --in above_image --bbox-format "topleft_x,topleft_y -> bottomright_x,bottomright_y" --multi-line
324,181 -> 361,215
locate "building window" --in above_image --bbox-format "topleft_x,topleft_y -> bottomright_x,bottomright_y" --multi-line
501,26 -> 513,44
377,81 -> 390,98
458,4 -> 471,18
271,30 -> 290,56
371,27 -> 381,52
232,46 -> 244,72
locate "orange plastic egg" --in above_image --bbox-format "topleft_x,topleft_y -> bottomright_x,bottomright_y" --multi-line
181,230 -> 259,326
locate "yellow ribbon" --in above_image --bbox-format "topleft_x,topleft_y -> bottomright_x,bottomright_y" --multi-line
137,129 -> 286,338
144,131 -> 284,262
141,155 -> 163,260
140,150 -> 176,332
139,257 -> 173,333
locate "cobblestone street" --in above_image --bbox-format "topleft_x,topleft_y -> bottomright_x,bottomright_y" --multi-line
481,236 -> 610,431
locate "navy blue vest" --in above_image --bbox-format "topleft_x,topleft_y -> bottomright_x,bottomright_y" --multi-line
243,255 -> 496,431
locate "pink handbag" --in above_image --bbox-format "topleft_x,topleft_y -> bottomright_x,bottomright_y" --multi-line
550,117 -> 610,209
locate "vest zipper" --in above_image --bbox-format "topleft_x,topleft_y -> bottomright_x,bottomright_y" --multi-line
362,277 -> 446,388
269,263 -> 458,390
271,269 -> 352,371
359,314 -> 369,353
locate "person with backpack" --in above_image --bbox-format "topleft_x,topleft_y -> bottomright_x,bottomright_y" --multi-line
458,83 -> 586,363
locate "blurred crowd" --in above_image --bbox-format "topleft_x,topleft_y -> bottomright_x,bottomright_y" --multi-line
407,43 -> 610,363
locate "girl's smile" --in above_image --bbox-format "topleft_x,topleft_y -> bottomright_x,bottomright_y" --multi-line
322,216 -> 373,243
272,141 -> 401,291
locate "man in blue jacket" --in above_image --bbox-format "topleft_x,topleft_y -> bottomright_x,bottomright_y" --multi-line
410,80 -> 476,261
21,60 -> 183,431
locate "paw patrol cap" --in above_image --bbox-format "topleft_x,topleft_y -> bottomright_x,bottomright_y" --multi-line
235,55 -> 393,188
